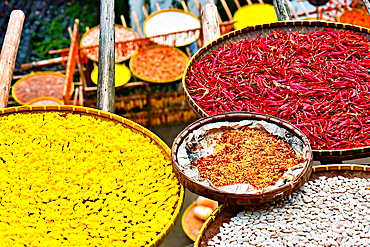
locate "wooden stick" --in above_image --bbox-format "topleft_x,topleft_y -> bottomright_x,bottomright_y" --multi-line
202,4 -> 220,47
298,0 -> 310,17
63,19 -> 79,105
246,0 -> 252,5
233,0 -> 241,9
285,0 -> 299,20
21,57 -> 68,71
132,11 -> 144,38
181,1 -> 189,11
193,0 -> 201,12
156,3 -> 161,11
0,10 -> 25,109
258,0 -> 264,4
142,5 -> 149,18
97,0 -> 115,113
220,0 -> 233,20
120,15 -> 127,27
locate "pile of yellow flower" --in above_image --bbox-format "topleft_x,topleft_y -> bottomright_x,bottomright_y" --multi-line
0,112 -> 181,246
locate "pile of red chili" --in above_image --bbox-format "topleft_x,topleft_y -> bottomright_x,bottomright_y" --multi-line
185,28 -> 370,150
191,126 -> 304,189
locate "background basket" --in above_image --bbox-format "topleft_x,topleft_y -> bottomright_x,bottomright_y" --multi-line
130,45 -> 189,83
0,105 -> 185,247
172,112 -> 313,205
194,164 -> 370,247
182,20 -> 370,162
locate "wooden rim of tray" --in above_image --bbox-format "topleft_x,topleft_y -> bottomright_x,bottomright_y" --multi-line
143,8 -> 201,47
182,20 -> 370,161
80,24 -> 138,63
194,164 -> 370,247
0,105 -> 185,247
12,72 -> 74,105
171,111 -> 313,205
129,45 -> 189,83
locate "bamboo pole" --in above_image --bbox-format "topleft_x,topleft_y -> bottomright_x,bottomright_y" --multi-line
97,0 -> 115,113
0,10 -> 25,109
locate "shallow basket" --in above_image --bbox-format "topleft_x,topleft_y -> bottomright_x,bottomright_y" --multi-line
129,46 -> 189,83
182,20 -> 370,162
0,105 -> 184,247
171,112 -> 313,205
194,164 -> 370,247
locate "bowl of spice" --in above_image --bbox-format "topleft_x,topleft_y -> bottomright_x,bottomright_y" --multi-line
172,112 -> 313,205
130,46 -> 189,83
0,105 -> 184,246
183,20 -> 370,161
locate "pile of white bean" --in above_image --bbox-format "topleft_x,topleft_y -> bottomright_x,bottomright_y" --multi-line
207,176 -> 370,247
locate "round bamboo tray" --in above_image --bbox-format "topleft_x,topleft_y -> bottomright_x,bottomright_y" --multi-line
194,164 -> 370,247
0,105 -> 184,247
182,20 -> 370,161
172,112 -> 313,205
129,46 -> 189,83
144,8 -> 201,47
25,97 -> 63,105
181,201 -> 204,241
339,9 -> 370,28
233,3 -> 278,30
91,63 -> 131,87
12,72 -> 74,105
80,25 -> 138,63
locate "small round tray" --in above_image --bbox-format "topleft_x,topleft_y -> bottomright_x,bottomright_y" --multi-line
129,46 -> 189,83
171,112 -> 313,205
144,9 -> 201,47
182,20 -> 370,161
181,202 -> 205,241
233,3 -> 277,30
26,97 -> 63,105
194,164 -> 370,247
12,72 -> 73,105
81,25 -> 138,63
0,105 -> 185,247
91,63 -> 131,87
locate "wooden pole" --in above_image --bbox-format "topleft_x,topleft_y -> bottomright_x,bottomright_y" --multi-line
273,0 -> 292,21
97,0 -> 115,113
0,10 -> 25,109
202,4 -> 220,47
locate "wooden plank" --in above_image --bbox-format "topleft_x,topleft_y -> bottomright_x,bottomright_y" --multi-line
273,0 -> 292,21
202,4 -> 220,47
97,0 -> 115,113
0,10 -> 25,109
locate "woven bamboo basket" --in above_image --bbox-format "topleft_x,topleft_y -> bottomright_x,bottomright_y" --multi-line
171,112 -> 313,205
194,164 -> 370,247
143,8 -> 201,47
80,24 -> 138,63
12,72 -> 74,105
0,105 -> 184,247
182,20 -> 370,161
129,45 -> 189,83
